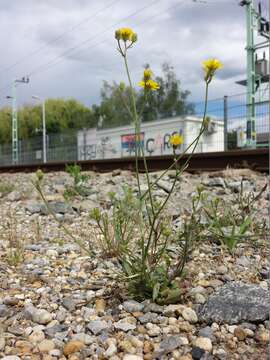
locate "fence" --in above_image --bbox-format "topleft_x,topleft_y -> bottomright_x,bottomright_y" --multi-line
0,90 -> 269,166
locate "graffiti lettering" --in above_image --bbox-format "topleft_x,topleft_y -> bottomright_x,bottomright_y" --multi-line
163,134 -> 171,150
83,145 -> 96,160
146,138 -> 155,154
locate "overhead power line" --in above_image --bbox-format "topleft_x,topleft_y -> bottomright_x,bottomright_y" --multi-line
27,0 -> 162,77
0,0 -> 239,101
0,0 -> 121,76
0,0 -> 162,98
28,0 -> 189,79
26,0 -> 189,79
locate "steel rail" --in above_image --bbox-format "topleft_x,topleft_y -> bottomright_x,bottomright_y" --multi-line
0,149 -> 268,173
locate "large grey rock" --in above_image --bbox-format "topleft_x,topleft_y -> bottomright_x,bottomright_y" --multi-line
199,282 -> 270,324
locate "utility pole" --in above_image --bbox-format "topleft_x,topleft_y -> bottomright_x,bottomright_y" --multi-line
11,77 -> 29,164
223,95 -> 228,151
11,81 -> 18,164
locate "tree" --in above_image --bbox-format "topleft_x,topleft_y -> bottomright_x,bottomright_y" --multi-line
0,64 -> 194,146
94,62 -> 195,128
0,107 -> 12,144
0,98 -> 96,145
138,62 -> 195,122
97,81 -> 134,128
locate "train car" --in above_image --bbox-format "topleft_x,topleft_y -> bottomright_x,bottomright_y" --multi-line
77,115 -> 224,160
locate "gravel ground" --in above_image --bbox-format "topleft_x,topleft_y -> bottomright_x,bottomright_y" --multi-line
0,168 -> 269,360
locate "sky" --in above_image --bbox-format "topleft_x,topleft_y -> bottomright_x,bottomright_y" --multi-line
0,0 -> 268,109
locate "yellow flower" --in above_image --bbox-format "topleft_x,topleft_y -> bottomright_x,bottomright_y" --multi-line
203,58 -> 223,83
115,27 -> 136,42
143,68 -> 153,81
170,134 -> 184,148
138,79 -> 160,91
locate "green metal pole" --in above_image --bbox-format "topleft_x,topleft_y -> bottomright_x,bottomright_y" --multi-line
223,95 -> 228,151
245,0 -> 256,148
12,80 -> 18,164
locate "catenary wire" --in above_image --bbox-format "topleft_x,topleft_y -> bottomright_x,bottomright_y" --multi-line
27,0 -> 163,77
0,0 -> 163,97
0,0 -> 240,100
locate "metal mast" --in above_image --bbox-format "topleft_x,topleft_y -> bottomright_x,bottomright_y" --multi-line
238,0 -> 269,148
11,77 -> 29,164
11,81 -> 18,164
245,0 -> 256,148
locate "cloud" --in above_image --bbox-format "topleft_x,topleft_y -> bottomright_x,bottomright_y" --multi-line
0,0 -> 250,109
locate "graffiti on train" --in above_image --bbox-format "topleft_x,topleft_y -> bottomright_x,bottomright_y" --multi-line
120,129 -> 184,156
80,136 -> 117,160
79,129 -> 184,160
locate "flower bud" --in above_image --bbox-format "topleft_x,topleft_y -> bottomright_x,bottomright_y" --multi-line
36,169 -> 44,182
143,69 -> 153,81
115,29 -> 121,40
131,33 -> 138,43
119,82 -> 125,91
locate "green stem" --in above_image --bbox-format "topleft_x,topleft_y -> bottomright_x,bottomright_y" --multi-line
117,87 -> 134,119
122,52 -> 155,225
141,83 -> 209,201
141,82 -> 209,272
34,182 -> 92,256
123,54 -> 141,196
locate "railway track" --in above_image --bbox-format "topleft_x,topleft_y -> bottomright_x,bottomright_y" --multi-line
0,149 -> 268,173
